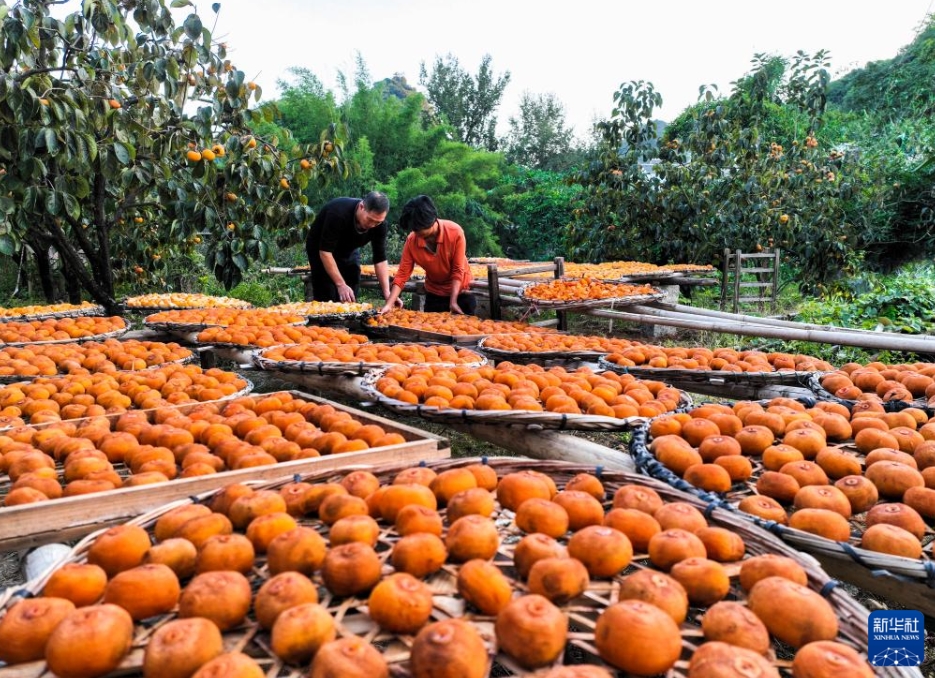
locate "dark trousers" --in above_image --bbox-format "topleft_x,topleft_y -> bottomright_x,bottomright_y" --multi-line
424,290 -> 477,315
308,256 -> 361,302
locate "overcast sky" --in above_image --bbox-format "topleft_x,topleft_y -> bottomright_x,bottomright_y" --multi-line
210,0 -> 933,138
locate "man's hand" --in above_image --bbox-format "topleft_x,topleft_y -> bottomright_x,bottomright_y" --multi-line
336,283 -> 356,302
449,301 -> 464,314
379,302 -> 396,314
392,297 -> 404,309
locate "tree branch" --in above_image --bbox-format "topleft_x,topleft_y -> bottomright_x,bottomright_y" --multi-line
47,219 -> 115,310
14,66 -> 81,82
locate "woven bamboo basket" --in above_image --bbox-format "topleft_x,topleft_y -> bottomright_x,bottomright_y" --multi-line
0,304 -> 106,322
478,335 -> 617,363
253,343 -> 488,377
363,323 -> 488,345
630,416 -> 935,609
804,372 -> 933,414
0,350 -> 197,385
0,457 -> 913,677
516,283 -> 665,311
0,377 -> 253,435
598,356 -> 823,387
360,370 -> 692,431
0,325 -> 129,348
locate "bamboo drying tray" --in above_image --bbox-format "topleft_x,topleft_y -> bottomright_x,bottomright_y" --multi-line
630,420 -> 935,616
0,377 -> 253,434
477,334 -> 626,363
363,323 -> 489,345
0,457 -> 911,677
599,356 -> 824,396
804,373 -> 933,414
0,350 -> 197,385
0,390 -> 446,551
0,326 -> 129,348
360,370 -> 691,431
0,304 -> 105,321
253,343 -> 488,377
516,282 -> 665,311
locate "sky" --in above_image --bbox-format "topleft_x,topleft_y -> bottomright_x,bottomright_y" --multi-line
209,0 -> 934,138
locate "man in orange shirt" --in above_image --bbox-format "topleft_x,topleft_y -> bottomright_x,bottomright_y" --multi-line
379,195 -> 477,315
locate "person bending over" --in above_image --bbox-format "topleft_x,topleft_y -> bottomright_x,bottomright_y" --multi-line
305,191 -> 398,306
380,195 -> 476,315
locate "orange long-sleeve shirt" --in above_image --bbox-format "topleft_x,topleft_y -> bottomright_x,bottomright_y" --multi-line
392,219 -> 472,296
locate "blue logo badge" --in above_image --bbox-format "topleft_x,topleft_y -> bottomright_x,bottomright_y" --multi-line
868,610 -> 924,667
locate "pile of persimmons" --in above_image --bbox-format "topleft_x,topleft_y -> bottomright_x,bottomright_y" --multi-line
523,278 -> 657,303
820,361 -> 935,406
195,325 -> 367,348
0,392 -> 405,506
0,302 -> 100,319
646,397 -> 935,560
373,362 -> 682,418
0,460 -> 874,677
145,309 -> 305,327
605,346 -> 833,372
482,332 -> 639,355
0,364 -> 249,430
125,294 -> 252,310
0,340 -> 192,378
0,317 -> 126,344
260,343 -> 484,366
368,310 -> 558,337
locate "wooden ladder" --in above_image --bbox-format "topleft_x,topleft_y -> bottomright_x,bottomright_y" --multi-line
719,248 -> 781,314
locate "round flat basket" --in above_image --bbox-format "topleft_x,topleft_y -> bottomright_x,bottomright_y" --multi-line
0,350 -> 197,385
630,407 -> 935,602
477,334 -> 612,363
0,304 -> 106,321
3,456 -> 911,677
599,356 -> 823,388
360,370 -> 690,431
0,325 -> 128,348
254,342 -> 488,377
517,283 -> 665,311
804,372 -> 932,414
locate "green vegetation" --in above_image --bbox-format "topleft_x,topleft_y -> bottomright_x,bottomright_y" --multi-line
3,1 -> 935,355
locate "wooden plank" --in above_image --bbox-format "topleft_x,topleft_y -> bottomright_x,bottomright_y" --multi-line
0,441 -> 446,552
738,267 -> 778,274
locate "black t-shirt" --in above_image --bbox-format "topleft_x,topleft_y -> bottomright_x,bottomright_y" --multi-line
306,197 -> 387,264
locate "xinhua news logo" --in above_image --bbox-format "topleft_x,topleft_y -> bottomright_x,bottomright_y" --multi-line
868,610 -> 924,667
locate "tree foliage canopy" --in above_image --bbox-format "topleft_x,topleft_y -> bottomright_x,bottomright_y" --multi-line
419,53 -> 510,151
503,92 -> 575,170
0,0 -> 348,308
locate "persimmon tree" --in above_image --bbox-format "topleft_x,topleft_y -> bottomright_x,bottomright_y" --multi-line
0,0 -> 350,311
568,52 -> 861,292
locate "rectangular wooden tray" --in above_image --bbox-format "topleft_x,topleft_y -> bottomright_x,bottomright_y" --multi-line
0,391 -> 449,552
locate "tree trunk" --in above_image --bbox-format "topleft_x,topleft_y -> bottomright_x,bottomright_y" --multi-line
31,243 -> 56,302
47,222 -> 118,313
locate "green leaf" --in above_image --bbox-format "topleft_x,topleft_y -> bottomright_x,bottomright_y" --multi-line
212,2 -> 221,12
170,0 -> 193,7
114,142 -> 132,164
0,235 -> 13,256
182,14 -> 202,40
45,190 -> 60,216
63,193 -> 80,220
233,252 -> 247,270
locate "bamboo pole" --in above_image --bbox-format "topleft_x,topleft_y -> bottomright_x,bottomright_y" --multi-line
585,307 -> 935,354
659,303 -> 935,342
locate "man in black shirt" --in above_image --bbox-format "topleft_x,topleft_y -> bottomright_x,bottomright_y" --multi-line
305,191 -> 397,304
